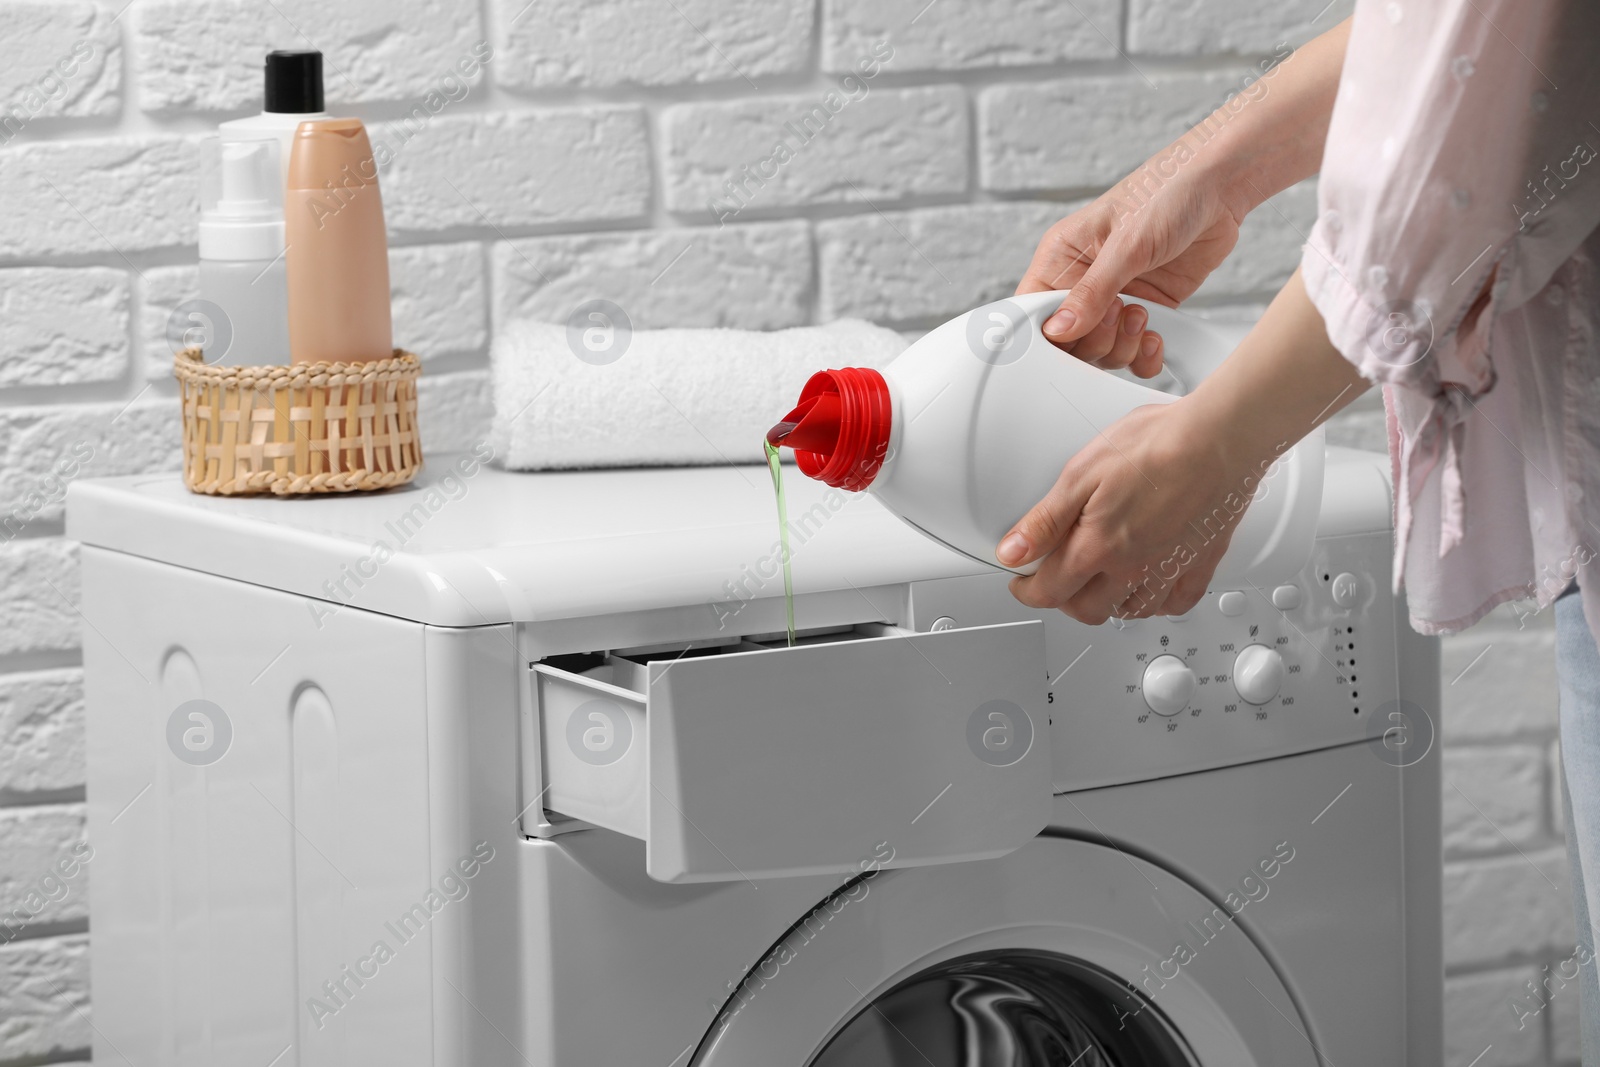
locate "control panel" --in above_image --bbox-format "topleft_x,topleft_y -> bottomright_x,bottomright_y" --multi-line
907,528 -> 1398,793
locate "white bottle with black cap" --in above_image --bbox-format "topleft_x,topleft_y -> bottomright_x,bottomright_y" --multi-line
219,50 -> 328,185
199,50 -> 326,364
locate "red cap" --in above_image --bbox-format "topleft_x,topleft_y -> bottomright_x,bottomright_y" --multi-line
767,367 -> 892,492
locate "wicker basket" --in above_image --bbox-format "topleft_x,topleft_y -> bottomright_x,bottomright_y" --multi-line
174,348 -> 422,496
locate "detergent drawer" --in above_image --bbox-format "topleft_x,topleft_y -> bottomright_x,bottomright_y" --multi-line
529,620 -> 1050,883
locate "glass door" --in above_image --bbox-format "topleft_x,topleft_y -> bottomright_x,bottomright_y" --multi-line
809,950 -> 1194,1066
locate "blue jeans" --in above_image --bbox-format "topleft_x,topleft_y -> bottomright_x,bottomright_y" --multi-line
1558,583 -> 1600,1059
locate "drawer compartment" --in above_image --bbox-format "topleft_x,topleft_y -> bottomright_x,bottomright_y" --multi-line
530,620 -> 1049,883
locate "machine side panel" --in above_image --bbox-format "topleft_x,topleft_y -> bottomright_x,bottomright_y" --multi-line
422,623 -> 527,1066
1397,597 -> 1443,1066
82,547 -> 435,1067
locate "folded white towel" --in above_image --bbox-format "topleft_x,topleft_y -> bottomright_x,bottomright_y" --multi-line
490,317 -> 908,469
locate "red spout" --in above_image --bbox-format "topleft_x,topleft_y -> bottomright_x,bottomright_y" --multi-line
766,391 -> 841,450
767,367 -> 891,492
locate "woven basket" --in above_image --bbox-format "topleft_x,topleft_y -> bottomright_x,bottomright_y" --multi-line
174,348 -> 422,496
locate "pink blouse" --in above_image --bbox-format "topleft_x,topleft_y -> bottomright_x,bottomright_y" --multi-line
1302,0 -> 1600,638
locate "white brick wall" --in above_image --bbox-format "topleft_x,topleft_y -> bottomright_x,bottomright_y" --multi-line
0,1 -> 1571,1064
0,269 -> 128,387
1436,603 -> 1580,1066
662,84 -> 970,210
820,0 -> 1121,70
490,0 -> 815,88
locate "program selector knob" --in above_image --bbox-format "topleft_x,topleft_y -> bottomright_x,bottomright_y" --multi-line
1233,644 -> 1285,705
1142,655 -> 1196,717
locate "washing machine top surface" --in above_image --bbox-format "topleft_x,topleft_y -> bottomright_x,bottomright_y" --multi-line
66,448 -> 1390,627
67,455 -> 982,625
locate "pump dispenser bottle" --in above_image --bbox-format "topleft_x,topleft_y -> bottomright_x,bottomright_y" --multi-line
198,135 -> 288,364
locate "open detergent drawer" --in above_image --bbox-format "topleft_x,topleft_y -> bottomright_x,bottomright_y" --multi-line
528,620 -> 1050,883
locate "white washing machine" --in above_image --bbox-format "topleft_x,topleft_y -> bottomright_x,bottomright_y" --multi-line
68,444 -> 1439,1067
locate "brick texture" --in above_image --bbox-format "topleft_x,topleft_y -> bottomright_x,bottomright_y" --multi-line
0,805 -> 89,932
0,400 -> 177,525
417,370 -> 493,454
492,0 -> 813,89
492,223 -> 812,331
1127,0 -> 1354,57
0,934 -> 89,1062
136,264 -> 201,382
817,201 -> 1067,324
0,540 -> 80,657
0,1 -> 121,128
131,0 -> 486,113
0,269 -> 128,387
0,136 -> 198,258
376,109 -> 651,234
821,0 -> 1121,71
663,85 -> 968,214
1443,966 -> 1546,1067
0,671 -> 84,796
1443,850 -> 1573,969
1443,745 -> 1548,855
390,242 -> 489,361
979,73 -> 1236,192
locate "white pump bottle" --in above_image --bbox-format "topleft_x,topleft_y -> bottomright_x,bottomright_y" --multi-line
198,135 -> 289,365
769,290 -> 1325,587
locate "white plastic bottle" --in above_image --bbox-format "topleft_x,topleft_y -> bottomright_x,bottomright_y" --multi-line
768,290 -> 1325,586
218,50 -> 328,186
197,50 -> 327,366
198,135 -> 289,365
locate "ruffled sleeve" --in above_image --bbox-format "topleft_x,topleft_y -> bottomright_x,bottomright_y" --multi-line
1301,0 -> 1600,561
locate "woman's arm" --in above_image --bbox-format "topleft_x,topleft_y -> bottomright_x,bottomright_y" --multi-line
1198,17 -> 1352,220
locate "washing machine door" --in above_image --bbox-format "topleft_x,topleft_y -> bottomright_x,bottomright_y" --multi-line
690,836 -> 1319,1067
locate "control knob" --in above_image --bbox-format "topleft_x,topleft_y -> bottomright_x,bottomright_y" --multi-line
1233,644 -> 1285,705
1142,655 -> 1196,717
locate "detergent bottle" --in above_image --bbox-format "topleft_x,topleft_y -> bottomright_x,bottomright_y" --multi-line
767,290 -> 1324,585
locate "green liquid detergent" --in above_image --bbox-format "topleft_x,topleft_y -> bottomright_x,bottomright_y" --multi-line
763,432 -> 797,647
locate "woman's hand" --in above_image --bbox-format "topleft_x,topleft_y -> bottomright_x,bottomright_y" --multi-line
998,269 -> 1371,623
1015,168 -> 1247,379
1016,16 -> 1353,379
997,399 -> 1256,622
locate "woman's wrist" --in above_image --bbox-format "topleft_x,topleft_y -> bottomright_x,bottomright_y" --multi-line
1185,132 -> 1260,222
1180,17 -> 1353,219
1172,269 -> 1371,477
1168,385 -> 1281,487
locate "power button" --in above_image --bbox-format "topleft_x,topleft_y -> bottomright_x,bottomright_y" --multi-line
1331,572 -> 1359,607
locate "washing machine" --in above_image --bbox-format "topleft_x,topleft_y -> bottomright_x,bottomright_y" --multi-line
68,444 -> 1439,1066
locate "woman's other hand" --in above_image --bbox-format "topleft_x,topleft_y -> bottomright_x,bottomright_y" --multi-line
996,400 -> 1250,622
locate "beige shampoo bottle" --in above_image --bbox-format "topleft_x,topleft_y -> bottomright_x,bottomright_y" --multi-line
285,118 -> 393,364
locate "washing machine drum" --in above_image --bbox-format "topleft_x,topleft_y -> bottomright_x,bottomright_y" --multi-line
691,837 -> 1317,1067
810,949 -> 1192,1066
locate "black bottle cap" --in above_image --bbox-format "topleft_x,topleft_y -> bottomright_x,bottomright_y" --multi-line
263,50 -> 324,114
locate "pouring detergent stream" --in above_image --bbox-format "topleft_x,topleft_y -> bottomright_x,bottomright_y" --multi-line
765,291 -> 1328,599
762,436 -> 796,647
763,383 -> 878,647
